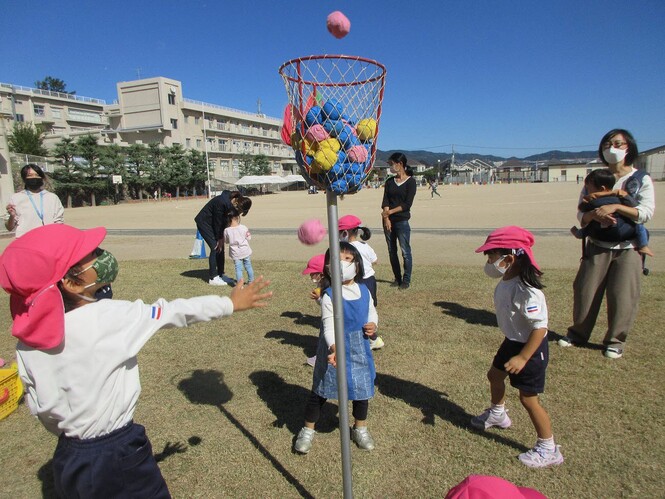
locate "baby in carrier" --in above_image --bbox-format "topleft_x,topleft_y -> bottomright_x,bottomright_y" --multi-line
570,168 -> 653,257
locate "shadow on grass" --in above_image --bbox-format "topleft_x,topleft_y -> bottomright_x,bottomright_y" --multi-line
433,301 -> 498,327
249,370 -> 338,435
265,329 -> 318,358
180,269 -> 210,282
546,330 -> 604,350
375,373 -> 529,452
280,311 -> 320,329
177,369 -> 314,499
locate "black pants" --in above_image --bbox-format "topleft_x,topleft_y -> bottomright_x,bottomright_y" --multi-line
52,423 -> 170,499
304,391 -> 369,424
197,223 -> 225,278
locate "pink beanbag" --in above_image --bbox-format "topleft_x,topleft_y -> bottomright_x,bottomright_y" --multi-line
298,219 -> 327,245
327,11 -> 350,39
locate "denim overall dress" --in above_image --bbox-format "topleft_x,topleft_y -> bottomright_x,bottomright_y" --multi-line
312,284 -> 376,400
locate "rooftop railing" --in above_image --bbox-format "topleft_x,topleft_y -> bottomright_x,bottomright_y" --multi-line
0,82 -> 106,105
183,98 -> 279,122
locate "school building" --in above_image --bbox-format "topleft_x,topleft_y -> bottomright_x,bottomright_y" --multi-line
0,77 -> 296,207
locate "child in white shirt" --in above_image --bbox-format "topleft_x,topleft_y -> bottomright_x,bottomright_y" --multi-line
223,208 -> 254,284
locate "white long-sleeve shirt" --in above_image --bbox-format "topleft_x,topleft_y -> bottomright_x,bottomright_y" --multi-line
320,283 -> 378,347
16,295 -> 233,439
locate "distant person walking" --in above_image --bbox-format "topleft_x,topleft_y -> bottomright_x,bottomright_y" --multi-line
429,180 -> 441,198
195,191 -> 252,286
5,164 -> 64,238
381,152 -> 417,289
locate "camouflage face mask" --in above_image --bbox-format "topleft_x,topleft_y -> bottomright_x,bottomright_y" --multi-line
75,249 -> 119,285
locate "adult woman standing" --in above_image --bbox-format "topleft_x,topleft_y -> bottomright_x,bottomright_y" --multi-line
381,152 -> 417,289
5,164 -> 64,237
559,129 -> 655,359
195,190 -> 252,286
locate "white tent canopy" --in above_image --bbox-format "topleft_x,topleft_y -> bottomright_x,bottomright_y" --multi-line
282,174 -> 306,183
235,175 -> 288,186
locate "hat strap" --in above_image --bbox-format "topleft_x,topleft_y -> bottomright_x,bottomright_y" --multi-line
30,284 -> 55,307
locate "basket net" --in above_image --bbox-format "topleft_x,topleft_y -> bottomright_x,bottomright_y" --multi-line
279,55 -> 386,194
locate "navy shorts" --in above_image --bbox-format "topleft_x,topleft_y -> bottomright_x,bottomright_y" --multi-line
492,336 -> 549,394
52,422 -> 170,499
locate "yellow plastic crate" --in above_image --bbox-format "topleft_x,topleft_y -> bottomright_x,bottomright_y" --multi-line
0,362 -> 23,420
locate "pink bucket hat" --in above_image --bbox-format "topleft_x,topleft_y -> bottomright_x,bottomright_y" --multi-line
302,254 -> 325,275
338,215 -> 362,231
475,226 -> 540,270
0,224 -> 107,349
445,475 -> 547,499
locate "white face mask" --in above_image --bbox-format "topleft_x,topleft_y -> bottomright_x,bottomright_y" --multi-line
341,260 -> 357,281
602,146 -> 627,165
484,256 -> 508,278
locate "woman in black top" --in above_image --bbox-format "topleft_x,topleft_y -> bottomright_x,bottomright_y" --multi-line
381,152 -> 417,289
195,191 -> 252,285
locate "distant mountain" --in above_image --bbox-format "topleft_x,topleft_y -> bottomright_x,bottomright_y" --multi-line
376,149 -> 596,166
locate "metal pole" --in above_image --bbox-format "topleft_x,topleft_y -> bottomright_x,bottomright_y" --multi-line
325,190 -> 353,499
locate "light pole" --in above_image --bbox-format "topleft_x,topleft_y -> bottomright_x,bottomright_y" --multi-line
437,159 -> 441,183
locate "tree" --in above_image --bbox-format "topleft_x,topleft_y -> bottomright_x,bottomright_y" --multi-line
34,76 -> 75,94
7,122 -> 48,156
76,135 -> 103,206
51,138 -> 81,207
187,149 -> 208,196
125,144 -> 149,200
146,143 -> 168,198
166,144 -> 190,198
99,144 -> 127,204
239,153 -> 271,176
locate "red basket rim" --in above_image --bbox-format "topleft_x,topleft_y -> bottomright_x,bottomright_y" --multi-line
279,54 -> 387,87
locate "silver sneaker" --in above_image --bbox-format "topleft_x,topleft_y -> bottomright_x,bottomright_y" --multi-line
470,408 -> 512,430
518,445 -> 564,468
351,426 -> 375,451
294,427 -> 315,454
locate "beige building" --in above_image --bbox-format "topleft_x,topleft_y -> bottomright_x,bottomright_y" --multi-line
0,77 -> 296,207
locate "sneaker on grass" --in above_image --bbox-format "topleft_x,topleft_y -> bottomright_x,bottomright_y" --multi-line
470,408 -> 512,430
557,336 -> 575,347
604,347 -> 623,359
294,427 -> 315,454
369,336 -> 385,350
518,445 -> 564,468
351,426 -> 375,451
208,275 -> 227,286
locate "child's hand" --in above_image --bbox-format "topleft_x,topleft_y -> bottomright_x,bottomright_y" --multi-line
327,344 -> 337,368
230,276 -> 272,311
362,322 -> 377,337
504,355 -> 527,374
309,288 -> 321,300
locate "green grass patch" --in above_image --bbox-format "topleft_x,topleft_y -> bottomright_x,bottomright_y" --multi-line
0,260 -> 663,498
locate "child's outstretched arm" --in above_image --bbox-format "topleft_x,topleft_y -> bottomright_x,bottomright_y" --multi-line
230,276 -> 272,311
504,328 -> 547,374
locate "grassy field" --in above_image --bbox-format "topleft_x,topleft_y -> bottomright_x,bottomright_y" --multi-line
0,259 -> 663,498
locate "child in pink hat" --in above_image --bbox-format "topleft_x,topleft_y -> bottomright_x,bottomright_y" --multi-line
472,226 -> 563,468
0,224 -> 272,497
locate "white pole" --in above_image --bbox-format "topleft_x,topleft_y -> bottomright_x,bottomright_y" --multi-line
325,190 -> 354,498
202,104 -> 212,198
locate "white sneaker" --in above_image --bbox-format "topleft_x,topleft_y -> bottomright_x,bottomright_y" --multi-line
604,347 -> 623,359
294,427 -> 315,454
518,445 -> 564,468
470,408 -> 512,430
208,276 -> 228,286
369,336 -> 385,350
351,426 -> 375,451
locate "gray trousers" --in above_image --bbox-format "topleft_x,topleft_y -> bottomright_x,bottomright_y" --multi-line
568,242 -> 642,349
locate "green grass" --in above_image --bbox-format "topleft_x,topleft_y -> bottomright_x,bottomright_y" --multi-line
0,260 -> 663,498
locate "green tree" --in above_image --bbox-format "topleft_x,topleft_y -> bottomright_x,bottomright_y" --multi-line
125,143 -> 149,200
76,135 -> 103,206
166,144 -> 190,198
7,122 -> 48,156
51,137 -> 81,207
187,149 -> 208,196
34,76 -> 75,94
99,144 -> 127,204
146,143 -> 168,198
239,153 -> 271,176
252,154 -> 271,175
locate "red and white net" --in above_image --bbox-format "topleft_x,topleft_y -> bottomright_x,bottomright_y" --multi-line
279,55 -> 387,194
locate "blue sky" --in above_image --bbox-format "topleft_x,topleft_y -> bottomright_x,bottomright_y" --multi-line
2,1 -> 664,158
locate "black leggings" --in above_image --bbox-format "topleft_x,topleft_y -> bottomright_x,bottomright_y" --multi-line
304,391 -> 369,424
197,223 -> 225,278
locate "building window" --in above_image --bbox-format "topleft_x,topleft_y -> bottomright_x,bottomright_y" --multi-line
196,139 -> 202,148
168,93 -> 176,105
170,119 -> 178,129
220,160 -> 229,171
183,116 -> 189,124
68,108 -> 102,123
34,104 -> 45,116
218,139 -> 227,151
15,114 -> 25,122
51,107 -> 61,118
186,138 -> 191,147
195,116 -> 200,125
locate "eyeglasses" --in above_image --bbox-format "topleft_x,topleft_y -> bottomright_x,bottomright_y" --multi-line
603,140 -> 628,149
